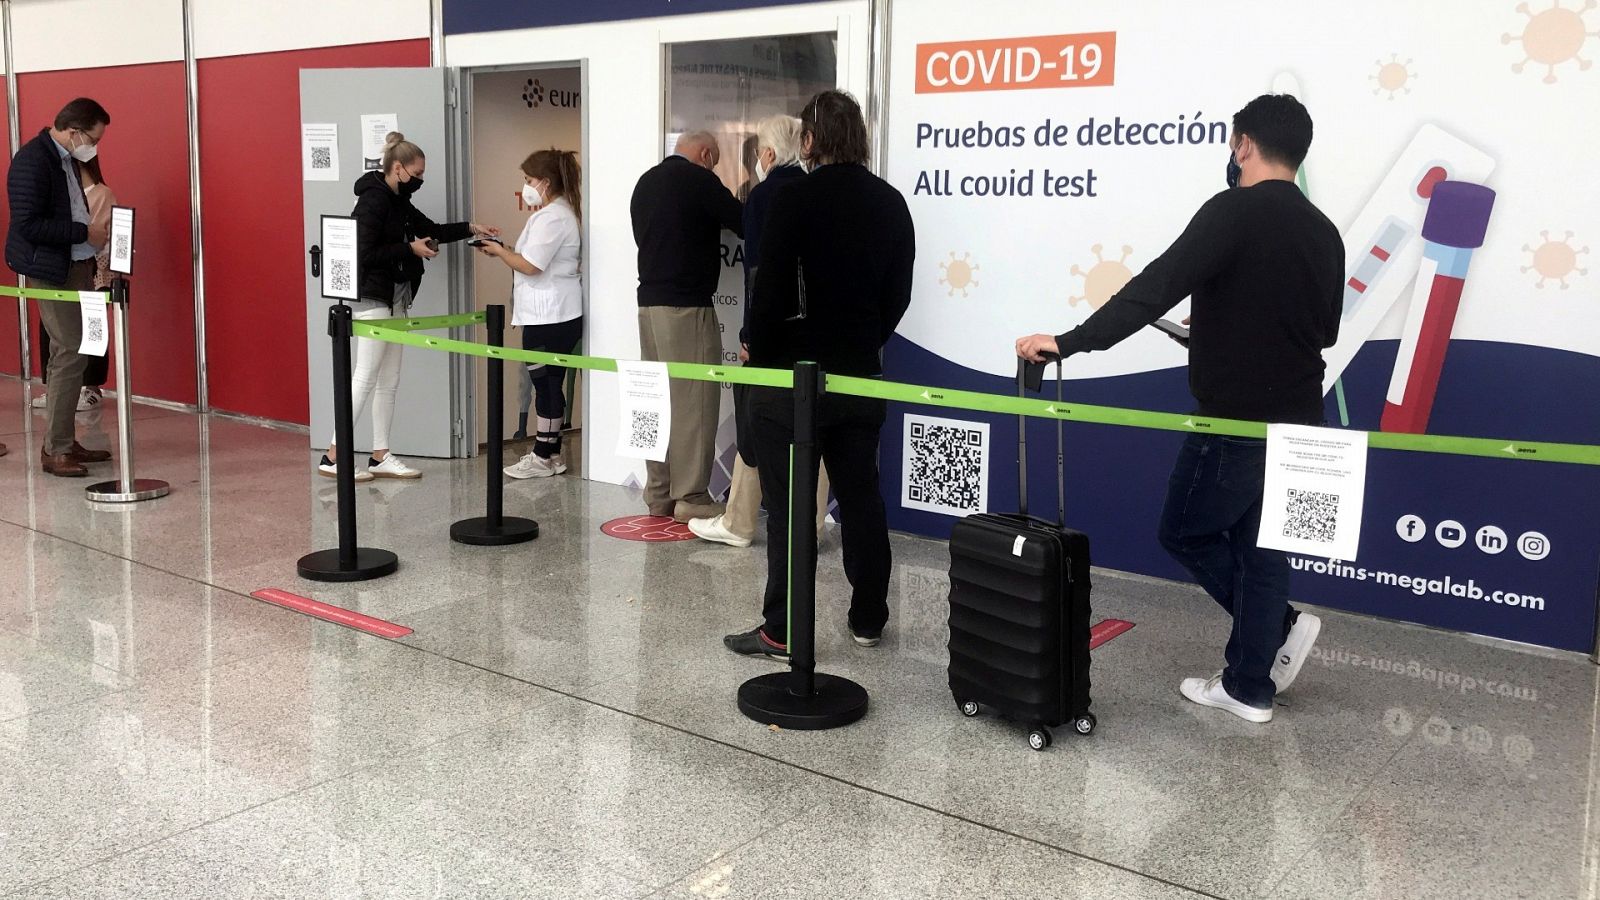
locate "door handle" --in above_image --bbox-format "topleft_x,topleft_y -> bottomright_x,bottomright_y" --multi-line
309,244 -> 322,278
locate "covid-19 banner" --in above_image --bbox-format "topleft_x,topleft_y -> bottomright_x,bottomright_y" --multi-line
880,0 -> 1600,651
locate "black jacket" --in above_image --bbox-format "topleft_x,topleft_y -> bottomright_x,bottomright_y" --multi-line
6,129 -> 89,285
1056,181 -> 1343,424
740,162 -> 805,345
351,170 -> 471,305
630,155 -> 744,307
749,163 -> 915,378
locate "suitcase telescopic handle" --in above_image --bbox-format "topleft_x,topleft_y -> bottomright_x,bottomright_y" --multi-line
1015,354 -> 1065,526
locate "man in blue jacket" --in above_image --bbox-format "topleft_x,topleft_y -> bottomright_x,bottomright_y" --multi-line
6,98 -> 113,477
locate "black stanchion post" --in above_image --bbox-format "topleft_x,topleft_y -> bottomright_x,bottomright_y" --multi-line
737,361 -> 869,730
298,304 -> 399,582
451,304 -> 539,546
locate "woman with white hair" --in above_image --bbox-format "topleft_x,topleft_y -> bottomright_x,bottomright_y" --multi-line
688,114 -> 831,548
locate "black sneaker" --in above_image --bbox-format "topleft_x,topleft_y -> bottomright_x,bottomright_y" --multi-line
723,628 -> 790,662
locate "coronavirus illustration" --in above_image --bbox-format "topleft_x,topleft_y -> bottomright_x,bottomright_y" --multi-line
1371,55 -> 1418,98
938,251 -> 979,297
1522,230 -> 1589,287
1503,0 -> 1597,83
1069,244 -> 1134,310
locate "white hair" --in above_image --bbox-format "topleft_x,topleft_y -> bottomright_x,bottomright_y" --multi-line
755,115 -> 803,167
674,131 -> 718,158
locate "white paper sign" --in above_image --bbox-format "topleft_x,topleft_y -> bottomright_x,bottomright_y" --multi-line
302,123 -> 340,181
108,206 -> 134,274
615,361 -> 672,462
320,215 -> 360,301
360,114 -> 398,172
78,292 -> 109,356
1258,424 -> 1369,561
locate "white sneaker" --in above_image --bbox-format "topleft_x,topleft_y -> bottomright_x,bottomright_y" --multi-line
317,455 -> 374,483
29,393 -> 46,409
1272,612 -> 1322,692
687,515 -> 753,548
504,451 -> 565,479
1179,675 -> 1273,723
369,454 -> 421,480
77,387 -> 102,412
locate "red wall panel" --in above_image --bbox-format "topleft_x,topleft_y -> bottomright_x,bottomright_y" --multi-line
199,39 -> 429,425
0,91 -> 14,378
13,64 -> 195,404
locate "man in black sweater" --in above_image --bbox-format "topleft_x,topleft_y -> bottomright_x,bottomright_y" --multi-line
629,132 -> 744,522
1017,94 -> 1343,722
725,91 -> 916,660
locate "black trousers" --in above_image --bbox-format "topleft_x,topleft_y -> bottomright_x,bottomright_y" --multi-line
750,387 -> 891,644
521,316 -> 582,458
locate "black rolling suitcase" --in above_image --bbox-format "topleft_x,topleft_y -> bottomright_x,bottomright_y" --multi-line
947,358 -> 1094,750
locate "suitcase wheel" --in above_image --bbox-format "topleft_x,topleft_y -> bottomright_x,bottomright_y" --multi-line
1028,727 -> 1053,751
958,700 -> 981,718
1073,714 -> 1097,736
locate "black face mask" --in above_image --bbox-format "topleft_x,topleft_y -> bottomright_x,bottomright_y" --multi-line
1225,152 -> 1242,189
399,176 -> 424,196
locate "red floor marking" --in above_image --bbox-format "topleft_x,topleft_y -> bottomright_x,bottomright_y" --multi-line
600,515 -> 696,542
250,589 -> 413,638
1089,619 -> 1135,650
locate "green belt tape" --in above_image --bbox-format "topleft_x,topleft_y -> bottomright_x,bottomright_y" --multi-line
0,285 -> 108,303
355,321 -> 1600,467
366,311 -> 486,332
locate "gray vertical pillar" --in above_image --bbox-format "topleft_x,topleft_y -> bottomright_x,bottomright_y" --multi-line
3,0 -> 29,382
865,0 -> 892,178
182,0 -> 209,412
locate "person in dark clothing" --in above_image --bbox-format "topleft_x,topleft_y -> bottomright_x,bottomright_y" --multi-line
724,90 -> 916,660
687,114 -> 831,550
629,131 -> 744,522
1016,94 -> 1344,722
318,132 -> 498,483
5,98 -> 115,476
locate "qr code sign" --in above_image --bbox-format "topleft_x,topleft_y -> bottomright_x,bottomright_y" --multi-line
311,146 -> 333,170
628,410 -> 660,450
901,414 -> 989,517
329,258 -> 352,294
1283,488 -> 1339,543
112,234 -> 130,261
85,313 -> 104,347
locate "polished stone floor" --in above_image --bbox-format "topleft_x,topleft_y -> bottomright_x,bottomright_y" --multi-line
2,383 -> 1597,899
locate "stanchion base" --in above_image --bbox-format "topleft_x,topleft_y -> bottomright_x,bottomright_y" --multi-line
738,671 -> 869,731
85,478 -> 171,503
450,516 -> 539,546
296,548 -> 399,582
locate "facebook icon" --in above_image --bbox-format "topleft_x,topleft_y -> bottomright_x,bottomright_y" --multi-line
1396,514 -> 1426,543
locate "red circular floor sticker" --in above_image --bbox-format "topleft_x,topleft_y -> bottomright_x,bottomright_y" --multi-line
601,515 -> 696,542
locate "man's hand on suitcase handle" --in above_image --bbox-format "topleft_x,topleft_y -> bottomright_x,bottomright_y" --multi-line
1015,333 -> 1063,364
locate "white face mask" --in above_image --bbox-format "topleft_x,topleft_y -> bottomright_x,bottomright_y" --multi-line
521,183 -> 543,209
70,136 -> 98,163
755,160 -> 769,183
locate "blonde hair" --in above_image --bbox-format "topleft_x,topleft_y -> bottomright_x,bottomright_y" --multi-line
755,115 -> 803,167
522,148 -> 583,222
381,131 -> 424,173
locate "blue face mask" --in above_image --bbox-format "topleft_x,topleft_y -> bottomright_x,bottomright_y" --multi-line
1226,151 -> 1242,189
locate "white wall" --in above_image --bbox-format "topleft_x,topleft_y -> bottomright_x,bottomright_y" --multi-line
192,0 -> 430,59
10,0 -> 183,70
446,1 -> 871,487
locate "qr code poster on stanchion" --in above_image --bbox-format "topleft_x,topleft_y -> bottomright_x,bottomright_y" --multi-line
319,215 -> 359,302
615,361 -> 672,463
108,206 -> 134,275
901,414 -> 990,517
1258,423 -> 1369,561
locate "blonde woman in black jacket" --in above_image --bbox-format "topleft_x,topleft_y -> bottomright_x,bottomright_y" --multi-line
318,133 -> 498,482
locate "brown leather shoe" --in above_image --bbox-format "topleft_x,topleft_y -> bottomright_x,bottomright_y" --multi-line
41,452 -> 88,477
66,441 -> 111,464
0,442 -> 8,457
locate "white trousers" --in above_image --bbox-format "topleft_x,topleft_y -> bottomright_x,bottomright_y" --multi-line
328,290 -> 409,452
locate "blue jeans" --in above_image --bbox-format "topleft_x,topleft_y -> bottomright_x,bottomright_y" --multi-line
1158,435 -> 1296,708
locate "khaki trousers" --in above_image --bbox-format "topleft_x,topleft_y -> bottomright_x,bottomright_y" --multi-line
722,454 -> 830,542
35,260 -> 97,456
637,306 -> 722,513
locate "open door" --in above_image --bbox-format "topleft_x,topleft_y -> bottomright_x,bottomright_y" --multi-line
300,67 -> 464,458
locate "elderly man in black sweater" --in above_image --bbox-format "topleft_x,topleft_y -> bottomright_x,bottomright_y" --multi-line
724,91 -> 916,660
1017,94 -> 1343,723
629,131 -> 744,523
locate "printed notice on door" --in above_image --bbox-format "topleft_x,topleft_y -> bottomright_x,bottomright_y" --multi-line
302,123 -> 340,182
1258,424 -> 1368,561
615,361 -> 671,463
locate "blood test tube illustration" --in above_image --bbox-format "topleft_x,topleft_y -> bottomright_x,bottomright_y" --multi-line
1380,181 -> 1496,434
